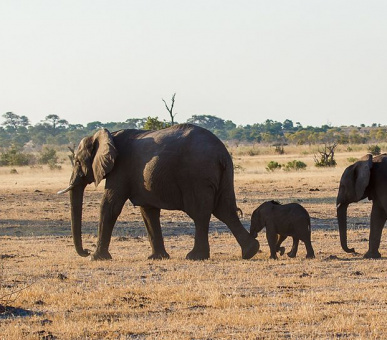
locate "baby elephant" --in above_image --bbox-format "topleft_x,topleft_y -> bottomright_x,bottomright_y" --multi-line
250,201 -> 315,259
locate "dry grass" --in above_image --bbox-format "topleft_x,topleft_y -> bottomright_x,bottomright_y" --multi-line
1,148 -> 387,339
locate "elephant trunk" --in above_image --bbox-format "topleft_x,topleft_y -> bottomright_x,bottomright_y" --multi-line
70,185 -> 90,257
337,202 -> 356,253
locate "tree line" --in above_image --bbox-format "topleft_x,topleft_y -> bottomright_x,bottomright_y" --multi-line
1,111 -> 386,151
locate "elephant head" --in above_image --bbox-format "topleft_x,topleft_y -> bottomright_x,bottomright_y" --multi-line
336,154 -> 373,254
58,129 -> 117,257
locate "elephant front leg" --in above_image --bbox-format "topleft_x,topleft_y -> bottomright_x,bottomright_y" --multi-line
364,204 -> 386,259
266,228 -> 279,259
140,207 -> 170,260
91,190 -> 126,261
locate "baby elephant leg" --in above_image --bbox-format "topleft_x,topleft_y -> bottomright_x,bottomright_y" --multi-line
304,236 -> 315,259
287,237 -> 299,258
276,234 -> 287,256
266,228 -> 279,259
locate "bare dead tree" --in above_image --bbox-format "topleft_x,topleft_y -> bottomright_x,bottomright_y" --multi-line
162,93 -> 177,126
314,142 -> 338,167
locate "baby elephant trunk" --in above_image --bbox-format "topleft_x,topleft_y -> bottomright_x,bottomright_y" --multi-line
249,212 -> 261,239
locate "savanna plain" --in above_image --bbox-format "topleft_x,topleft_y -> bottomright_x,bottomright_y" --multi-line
1,145 -> 387,339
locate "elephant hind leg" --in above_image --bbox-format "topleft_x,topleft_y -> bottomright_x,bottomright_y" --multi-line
303,234 -> 315,259
186,214 -> 211,260
140,207 -> 170,260
287,237 -> 299,258
276,234 -> 287,256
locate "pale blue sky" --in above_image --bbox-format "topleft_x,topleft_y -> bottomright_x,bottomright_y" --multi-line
1,1 -> 387,127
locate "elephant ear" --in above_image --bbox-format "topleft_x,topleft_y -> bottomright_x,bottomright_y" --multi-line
91,129 -> 117,187
354,154 -> 373,201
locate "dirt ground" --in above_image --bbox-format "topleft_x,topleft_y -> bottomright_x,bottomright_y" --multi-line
1,151 -> 386,339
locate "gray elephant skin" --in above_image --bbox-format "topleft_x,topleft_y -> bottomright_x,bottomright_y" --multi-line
249,201 -> 315,259
59,124 -> 259,261
337,153 -> 387,258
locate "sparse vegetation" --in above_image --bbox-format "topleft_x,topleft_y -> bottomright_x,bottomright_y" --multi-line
0,145 -> 32,166
1,144 -> 386,339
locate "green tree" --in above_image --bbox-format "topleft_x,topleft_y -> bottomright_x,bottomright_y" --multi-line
143,117 -> 169,130
2,112 -> 30,131
1,112 -> 30,147
125,118 -> 147,129
42,114 -> 69,136
186,115 -> 225,131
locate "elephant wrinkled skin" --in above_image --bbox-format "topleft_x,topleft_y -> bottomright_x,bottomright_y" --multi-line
59,124 -> 259,261
337,153 -> 387,258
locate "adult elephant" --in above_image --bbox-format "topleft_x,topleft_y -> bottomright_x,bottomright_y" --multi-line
58,124 -> 259,261
336,153 -> 387,258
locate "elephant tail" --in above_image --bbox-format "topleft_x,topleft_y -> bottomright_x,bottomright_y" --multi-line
214,153 -> 239,214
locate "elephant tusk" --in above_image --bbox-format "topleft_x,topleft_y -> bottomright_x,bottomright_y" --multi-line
57,185 -> 74,195
336,203 -> 341,209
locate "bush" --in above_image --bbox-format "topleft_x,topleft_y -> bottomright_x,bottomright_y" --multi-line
266,161 -> 282,172
283,160 -> 307,171
368,145 -> 381,155
38,147 -> 61,170
347,157 -> 358,163
0,145 -> 31,166
247,148 -> 260,156
39,147 -> 58,165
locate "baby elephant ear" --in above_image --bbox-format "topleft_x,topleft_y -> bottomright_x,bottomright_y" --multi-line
92,129 -> 117,187
355,154 -> 373,201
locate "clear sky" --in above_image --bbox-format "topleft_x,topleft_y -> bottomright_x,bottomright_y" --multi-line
1,0 -> 387,127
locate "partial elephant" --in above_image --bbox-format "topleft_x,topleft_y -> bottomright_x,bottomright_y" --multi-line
58,124 -> 259,261
337,153 -> 387,258
249,201 -> 315,259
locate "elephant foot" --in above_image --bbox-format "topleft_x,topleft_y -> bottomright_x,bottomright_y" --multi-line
287,251 -> 296,258
270,254 -> 278,260
242,239 -> 259,260
148,251 -> 170,260
186,249 -> 210,261
278,247 -> 285,256
364,250 -> 381,259
90,250 -> 112,261
306,253 -> 315,259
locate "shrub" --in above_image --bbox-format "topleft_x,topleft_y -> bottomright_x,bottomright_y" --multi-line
368,145 -> 381,155
234,164 -> 245,172
0,145 -> 31,166
314,143 -> 337,167
274,145 -> 285,154
266,161 -> 282,172
283,160 -> 307,171
347,157 -> 358,163
247,148 -> 260,156
39,147 -> 61,170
